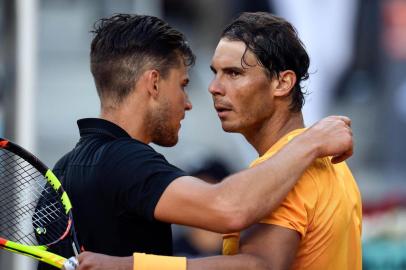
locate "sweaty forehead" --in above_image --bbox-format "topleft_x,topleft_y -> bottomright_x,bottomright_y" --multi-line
211,39 -> 257,67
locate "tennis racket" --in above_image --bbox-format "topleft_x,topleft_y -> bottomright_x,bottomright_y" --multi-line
0,138 -> 79,270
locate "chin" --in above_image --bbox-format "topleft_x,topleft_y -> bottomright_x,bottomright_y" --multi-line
221,123 -> 240,133
221,119 -> 248,134
154,135 -> 179,147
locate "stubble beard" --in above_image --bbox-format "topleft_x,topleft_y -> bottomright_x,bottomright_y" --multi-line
149,99 -> 179,147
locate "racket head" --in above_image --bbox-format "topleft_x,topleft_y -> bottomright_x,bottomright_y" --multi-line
0,138 -> 80,265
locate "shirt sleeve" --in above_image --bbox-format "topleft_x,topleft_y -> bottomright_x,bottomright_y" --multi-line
260,170 -> 318,239
108,141 -> 186,222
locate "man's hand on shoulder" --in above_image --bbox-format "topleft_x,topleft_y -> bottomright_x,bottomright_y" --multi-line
301,115 -> 353,163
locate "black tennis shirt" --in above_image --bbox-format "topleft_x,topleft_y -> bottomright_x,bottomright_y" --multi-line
39,118 -> 185,269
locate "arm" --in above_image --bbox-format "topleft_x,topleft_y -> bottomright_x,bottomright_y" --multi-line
76,253 -> 269,270
155,116 -> 353,233
187,224 -> 299,270
76,224 -> 298,270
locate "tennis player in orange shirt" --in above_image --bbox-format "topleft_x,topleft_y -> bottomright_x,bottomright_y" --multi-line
213,12 -> 362,270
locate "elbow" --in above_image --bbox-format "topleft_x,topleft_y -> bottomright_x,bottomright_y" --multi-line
209,184 -> 257,233
214,201 -> 253,233
220,213 -> 249,233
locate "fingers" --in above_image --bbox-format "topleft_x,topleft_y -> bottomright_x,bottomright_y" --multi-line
309,115 -> 354,159
331,144 -> 354,164
77,251 -> 88,264
333,115 -> 351,127
332,119 -> 354,163
321,115 -> 351,128
310,115 -> 352,135
77,252 -> 92,270
338,116 -> 354,162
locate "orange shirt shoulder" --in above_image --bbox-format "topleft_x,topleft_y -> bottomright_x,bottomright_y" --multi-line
238,129 -> 362,270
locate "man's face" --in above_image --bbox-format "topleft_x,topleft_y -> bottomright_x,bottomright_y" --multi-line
209,39 -> 275,134
150,63 -> 192,147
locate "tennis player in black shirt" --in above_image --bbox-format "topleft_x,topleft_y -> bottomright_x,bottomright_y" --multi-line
38,14 -> 353,270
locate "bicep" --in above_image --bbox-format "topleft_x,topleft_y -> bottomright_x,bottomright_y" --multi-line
240,224 -> 301,270
154,176 -> 231,232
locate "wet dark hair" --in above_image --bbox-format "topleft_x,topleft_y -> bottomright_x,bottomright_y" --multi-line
90,14 -> 195,104
221,12 -> 309,112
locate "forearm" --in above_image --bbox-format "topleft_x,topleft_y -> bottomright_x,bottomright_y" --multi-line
77,252 -> 133,270
188,254 -> 269,270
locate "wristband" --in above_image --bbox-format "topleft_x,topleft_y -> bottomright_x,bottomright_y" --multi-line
133,253 -> 186,270
222,232 -> 240,255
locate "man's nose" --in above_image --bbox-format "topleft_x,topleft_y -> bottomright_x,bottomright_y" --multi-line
208,78 -> 225,96
185,94 -> 192,111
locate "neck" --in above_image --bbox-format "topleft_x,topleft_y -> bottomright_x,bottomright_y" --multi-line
99,101 -> 151,144
244,110 -> 304,156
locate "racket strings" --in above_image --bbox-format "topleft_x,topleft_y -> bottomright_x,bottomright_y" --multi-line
0,149 -> 69,246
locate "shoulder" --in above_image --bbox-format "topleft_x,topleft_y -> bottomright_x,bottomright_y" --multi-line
266,160 -> 328,218
105,138 -> 164,160
295,157 -> 337,197
300,157 -> 336,186
53,150 -> 75,172
289,161 -> 325,199
303,157 -> 350,193
105,138 -> 185,176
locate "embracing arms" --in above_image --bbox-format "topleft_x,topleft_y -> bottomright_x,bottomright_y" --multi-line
154,116 -> 352,233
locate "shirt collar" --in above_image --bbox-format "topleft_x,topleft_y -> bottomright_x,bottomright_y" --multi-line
77,118 -> 131,139
250,128 -> 307,168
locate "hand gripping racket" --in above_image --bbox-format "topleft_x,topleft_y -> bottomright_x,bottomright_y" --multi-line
0,138 -> 79,269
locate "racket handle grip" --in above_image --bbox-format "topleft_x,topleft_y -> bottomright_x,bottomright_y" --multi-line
63,257 -> 78,270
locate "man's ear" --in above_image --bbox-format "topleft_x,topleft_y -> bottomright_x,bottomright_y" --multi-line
274,70 -> 297,97
144,69 -> 160,98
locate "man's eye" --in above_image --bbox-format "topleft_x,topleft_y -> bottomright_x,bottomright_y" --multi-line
229,71 -> 240,78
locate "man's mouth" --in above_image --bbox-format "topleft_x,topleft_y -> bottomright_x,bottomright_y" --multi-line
214,104 -> 232,118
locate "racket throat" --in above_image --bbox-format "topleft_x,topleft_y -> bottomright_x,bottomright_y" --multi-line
72,242 -> 79,257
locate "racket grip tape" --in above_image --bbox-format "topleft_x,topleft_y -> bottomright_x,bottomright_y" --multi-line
63,257 -> 78,270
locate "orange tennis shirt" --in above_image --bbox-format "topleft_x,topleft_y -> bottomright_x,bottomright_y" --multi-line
223,129 -> 362,270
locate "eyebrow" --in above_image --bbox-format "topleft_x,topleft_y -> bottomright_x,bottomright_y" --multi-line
210,65 -> 245,74
223,66 -> 245,73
